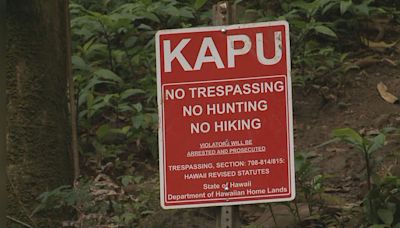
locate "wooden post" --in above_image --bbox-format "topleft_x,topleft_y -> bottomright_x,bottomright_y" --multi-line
0,1 -> 6,227
212,1 -> 236,26
212,2 -> 240,228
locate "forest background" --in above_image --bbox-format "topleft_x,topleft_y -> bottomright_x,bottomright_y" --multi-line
5,0 -> 400,227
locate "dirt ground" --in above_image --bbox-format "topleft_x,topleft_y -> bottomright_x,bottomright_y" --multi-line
138,50 -> 400,228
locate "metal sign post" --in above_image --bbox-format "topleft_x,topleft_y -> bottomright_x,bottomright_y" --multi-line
212,2 -> 240,228
155,0 -> 294,218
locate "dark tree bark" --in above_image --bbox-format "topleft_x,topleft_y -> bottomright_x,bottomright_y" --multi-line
1,1 -> 6,228
6,0 -> 73,227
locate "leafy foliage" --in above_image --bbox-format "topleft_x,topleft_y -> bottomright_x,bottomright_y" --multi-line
237,0 -> 399,86
295,152 -> 325,216
32,0 -> 400,226
333,128 -> 400,226
70,0 -> 400,169
33,175 -> 159,227
70,0 -> 214,172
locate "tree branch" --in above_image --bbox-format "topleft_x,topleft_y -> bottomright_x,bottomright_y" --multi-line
65,0 -> 80,180
6,216 -> 34,228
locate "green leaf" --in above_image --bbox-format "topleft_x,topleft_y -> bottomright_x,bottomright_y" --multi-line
121,175 -> 134,186
340,0 -> 352,15
387,202 -> 397,214
294,153 -> 306,173
393,223 -> 400,228
179,7 -> 194,18
103,94 -> 116,104
194,0 -> 207,10
377,208 -> 393,225
332,128 -> 363,147
120,88 -> 145,100
367,133 -> 385,154
96,124 -> 110,139
164,5 -> 179,16
86,93 -> 94,109
134,176 -> 143,183
121,126 -> 131,134
71,55 -> 89,71
353,1 -> 371,16
132,114 -> 144,129
118,103 -> 133,112
142,12 -> 160,23
83,42 -> 108,58
291,1 -> 315,11
132,103 -> 143,112
94,69 -> 123,83
124,36 -> 138,48
92,139 -> 106,155
121,212 -> 137,222
381,127 -> 397,134
78,79 -> 110,106
138,24 -> 152,31
150,113 -> 158,123
314,25 -> 337,38
321,1 -> 338,15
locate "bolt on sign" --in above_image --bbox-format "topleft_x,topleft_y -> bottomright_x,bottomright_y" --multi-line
156,21 -> 295,209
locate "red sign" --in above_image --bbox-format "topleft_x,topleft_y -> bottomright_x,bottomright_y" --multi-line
156,21 -> 294,209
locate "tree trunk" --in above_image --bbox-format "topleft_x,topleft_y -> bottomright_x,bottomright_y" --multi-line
6,0 -> 73,227
1,1 -> 6,228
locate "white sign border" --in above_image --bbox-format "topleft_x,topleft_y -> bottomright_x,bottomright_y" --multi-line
156,20 -> 295,209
